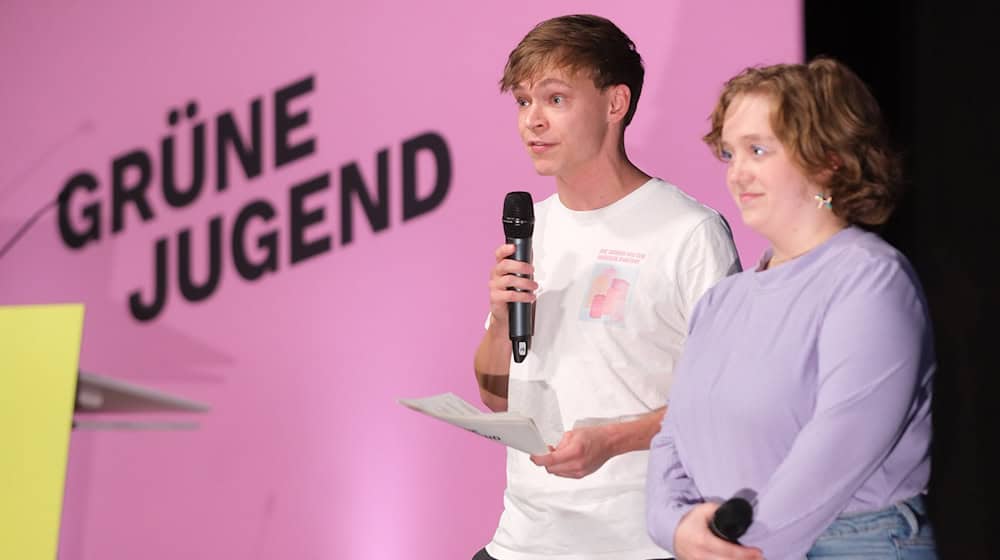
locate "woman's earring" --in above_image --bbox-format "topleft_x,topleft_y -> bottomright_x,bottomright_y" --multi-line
814,193 -> 833,210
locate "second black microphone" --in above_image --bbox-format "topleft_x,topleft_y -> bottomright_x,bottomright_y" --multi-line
502,191 -> 534,363
708,496 -> 753,544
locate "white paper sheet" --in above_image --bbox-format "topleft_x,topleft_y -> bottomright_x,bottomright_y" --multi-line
398,393 -> 549,455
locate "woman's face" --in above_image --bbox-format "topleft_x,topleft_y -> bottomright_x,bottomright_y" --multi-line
719,93 -> 823,241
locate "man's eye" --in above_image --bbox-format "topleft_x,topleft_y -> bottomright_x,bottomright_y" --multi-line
516,98 -> 529,107
552,95 -> 564,105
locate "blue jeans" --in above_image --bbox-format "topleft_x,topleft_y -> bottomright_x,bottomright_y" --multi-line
806,495 -> 937,559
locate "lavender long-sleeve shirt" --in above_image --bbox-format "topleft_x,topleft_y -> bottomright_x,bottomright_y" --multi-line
646,227 -> 934,559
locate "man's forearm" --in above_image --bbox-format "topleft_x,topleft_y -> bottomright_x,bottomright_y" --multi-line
599,407 -> 667,457
474,318 -> 512,411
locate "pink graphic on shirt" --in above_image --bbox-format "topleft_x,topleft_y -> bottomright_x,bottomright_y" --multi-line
604,278 -> 630,322
583,264 -> 634,324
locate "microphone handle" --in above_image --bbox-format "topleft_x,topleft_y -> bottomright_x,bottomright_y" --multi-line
505,236 -> 532,361
507,236 -> 531,264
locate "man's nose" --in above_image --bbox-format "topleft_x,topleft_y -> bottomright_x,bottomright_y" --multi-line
523,104 -> 546,130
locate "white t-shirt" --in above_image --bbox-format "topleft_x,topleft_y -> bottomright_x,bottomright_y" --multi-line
486,179 -> 741,560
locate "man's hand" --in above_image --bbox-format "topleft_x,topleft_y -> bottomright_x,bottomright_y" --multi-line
488,243 -> 536,323
672,503 -> 763,560
529,425 -> 614,479
529,409 -> 667,478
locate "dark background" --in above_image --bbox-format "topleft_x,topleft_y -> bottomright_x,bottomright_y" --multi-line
805,1 -> 996,557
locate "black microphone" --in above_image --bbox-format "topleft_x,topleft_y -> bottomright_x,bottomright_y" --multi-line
502,191 -> 534,363
708,497 -> 753,544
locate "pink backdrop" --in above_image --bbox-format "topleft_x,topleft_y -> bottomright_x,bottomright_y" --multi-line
0,2 -> 799,558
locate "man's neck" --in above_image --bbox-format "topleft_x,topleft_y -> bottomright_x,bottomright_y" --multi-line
555,154 -> 650,211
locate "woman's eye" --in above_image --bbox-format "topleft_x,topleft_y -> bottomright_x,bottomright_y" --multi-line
751,145 -> 768,156
719,149 -> 733,162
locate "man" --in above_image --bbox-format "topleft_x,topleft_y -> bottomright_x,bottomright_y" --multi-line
473,14 -> 741,560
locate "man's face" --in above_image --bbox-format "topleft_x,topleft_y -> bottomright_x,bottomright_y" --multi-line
511,66 -> 614,179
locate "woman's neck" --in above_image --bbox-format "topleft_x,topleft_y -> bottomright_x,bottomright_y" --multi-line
766,218 -> 848,269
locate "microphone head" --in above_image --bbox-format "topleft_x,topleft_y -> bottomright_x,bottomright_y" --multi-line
503,191 -> 534,238
710,497 -> 753,542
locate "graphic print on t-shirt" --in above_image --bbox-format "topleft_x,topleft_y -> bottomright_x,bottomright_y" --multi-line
579,249 -> 645,325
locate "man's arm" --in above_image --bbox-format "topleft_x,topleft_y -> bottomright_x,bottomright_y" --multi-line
530,407 -> 666,478
603,407 -> 667,453
474,314 -> 511,412
473,243 -> 536,412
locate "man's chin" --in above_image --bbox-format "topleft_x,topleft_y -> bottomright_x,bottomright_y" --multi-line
532,164 -> 557,176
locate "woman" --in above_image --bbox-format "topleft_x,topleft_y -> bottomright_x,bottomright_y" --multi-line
646,58 -> 937,559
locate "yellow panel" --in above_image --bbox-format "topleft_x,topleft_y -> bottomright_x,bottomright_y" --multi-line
0,304 -> 84,560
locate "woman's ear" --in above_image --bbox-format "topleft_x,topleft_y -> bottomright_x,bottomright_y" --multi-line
816,153 -> 843,183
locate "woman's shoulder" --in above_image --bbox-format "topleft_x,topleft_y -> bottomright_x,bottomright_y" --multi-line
690,266 -> 754,317
826,228 -> 925,300
833,229 -> 914,272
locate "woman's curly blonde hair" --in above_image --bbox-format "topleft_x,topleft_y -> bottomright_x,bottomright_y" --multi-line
704,57 -> 902,227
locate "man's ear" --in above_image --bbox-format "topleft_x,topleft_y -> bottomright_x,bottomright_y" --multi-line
607,84 -> 631,124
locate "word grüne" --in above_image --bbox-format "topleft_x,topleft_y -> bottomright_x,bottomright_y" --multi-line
57,75 -> 451,321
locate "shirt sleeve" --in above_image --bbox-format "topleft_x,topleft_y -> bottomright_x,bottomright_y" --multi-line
740,255 -> 934,558
674,214 -> 742,325
646,410 -> 701,553
647,238 -> 731,552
